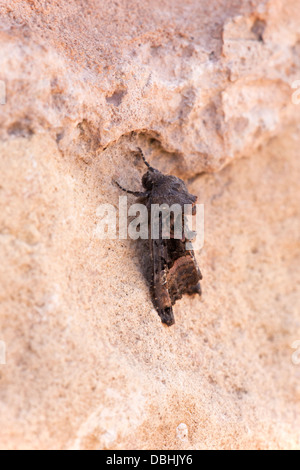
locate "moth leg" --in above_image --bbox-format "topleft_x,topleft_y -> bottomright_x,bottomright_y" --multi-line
115,181 -> 148,198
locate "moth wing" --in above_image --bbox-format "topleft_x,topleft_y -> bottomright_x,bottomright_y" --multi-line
165,238 -> 202,304
147,190 -> 202,326
150,218 -> 175,326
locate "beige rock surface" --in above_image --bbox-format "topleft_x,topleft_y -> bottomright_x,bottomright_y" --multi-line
0,0 -> 299,450
1,0 -> 300,173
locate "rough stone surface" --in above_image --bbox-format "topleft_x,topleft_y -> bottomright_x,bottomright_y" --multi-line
1,0 -> 300,173
0,0 -> 299,450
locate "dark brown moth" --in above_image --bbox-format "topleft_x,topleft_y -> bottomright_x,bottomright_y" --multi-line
116,148 -> 202,326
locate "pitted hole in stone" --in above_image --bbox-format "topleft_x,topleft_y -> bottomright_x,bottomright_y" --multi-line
106,88 -> 127,106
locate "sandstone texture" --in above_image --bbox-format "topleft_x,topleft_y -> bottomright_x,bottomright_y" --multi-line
0,0 -> 299,450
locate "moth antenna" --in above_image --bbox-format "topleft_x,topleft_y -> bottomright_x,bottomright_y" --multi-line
114,180 -> 147,198
137,147 -> 156,172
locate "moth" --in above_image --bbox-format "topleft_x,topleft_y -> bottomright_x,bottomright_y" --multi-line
116,148 -> 202,326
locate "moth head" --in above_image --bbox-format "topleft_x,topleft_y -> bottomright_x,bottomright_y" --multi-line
141,168 -> 176,191
142,169 -> 160,190
142,170 -> 197,206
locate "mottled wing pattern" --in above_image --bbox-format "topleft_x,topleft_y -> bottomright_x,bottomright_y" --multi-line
150,214 -> 202,326
166,239 -> 202,303
150,214 -> 175,326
